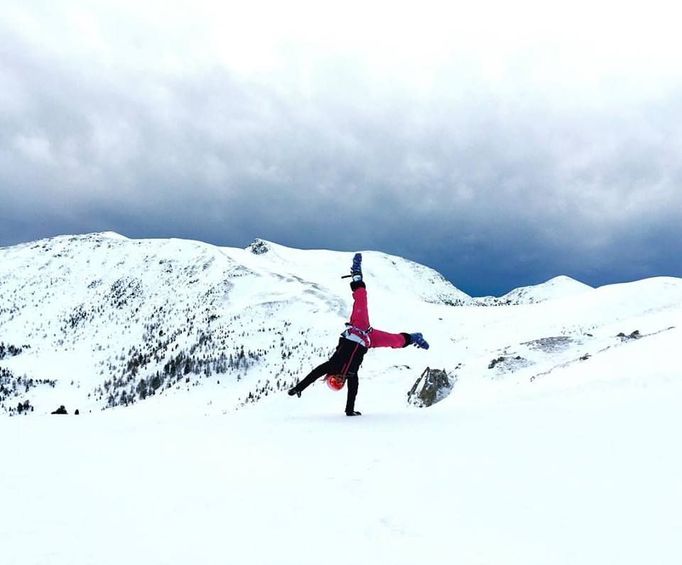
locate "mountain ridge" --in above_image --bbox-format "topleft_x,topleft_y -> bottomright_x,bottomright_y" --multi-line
1,232 -> 681,416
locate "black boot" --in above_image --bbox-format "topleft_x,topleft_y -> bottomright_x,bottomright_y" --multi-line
345,410 -> 362,416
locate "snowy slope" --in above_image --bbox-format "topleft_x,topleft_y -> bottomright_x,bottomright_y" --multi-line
2,376 -> 681,565
0,232 -> 468,415
2,233 -> 682,565
498,274 -> 593,303
1,233 -> 681,417
475,275 -> 593,305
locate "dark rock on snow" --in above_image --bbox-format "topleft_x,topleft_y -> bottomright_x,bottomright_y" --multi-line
407,367 -> 454,408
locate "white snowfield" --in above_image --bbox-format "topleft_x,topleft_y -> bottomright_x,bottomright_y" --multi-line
1,232 -> 681,565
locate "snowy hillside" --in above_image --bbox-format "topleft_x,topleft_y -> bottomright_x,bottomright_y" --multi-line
0,232 -> 467,415
2,233 -> 682,565
1,232 -> 681,417
475,275 -> 593,305
2,232 -> 681,419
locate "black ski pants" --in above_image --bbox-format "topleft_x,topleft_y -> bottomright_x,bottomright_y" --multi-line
297,337 -> 366,412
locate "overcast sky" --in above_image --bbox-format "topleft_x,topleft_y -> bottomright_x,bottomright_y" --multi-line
2,0 -> 682,295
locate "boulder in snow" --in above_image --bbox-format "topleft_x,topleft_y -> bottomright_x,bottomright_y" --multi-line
617,330 -> 641,341
407,367 -> 454,407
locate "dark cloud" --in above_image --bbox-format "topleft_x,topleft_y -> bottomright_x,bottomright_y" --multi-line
2,5 -> 682,296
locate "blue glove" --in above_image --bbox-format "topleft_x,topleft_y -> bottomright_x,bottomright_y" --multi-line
409,333 -> 430,350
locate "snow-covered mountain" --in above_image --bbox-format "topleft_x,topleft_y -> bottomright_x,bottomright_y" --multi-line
1,232 -> 681,417
3,232 -> 682,565
475,275 -> 593,305
0,232 -> 467,415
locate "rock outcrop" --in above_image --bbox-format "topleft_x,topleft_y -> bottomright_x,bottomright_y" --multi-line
407,367 -> 454,407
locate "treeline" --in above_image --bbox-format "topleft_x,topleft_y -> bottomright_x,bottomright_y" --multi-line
92,327 -> 264,408
0,366 -> 56,415
0,342 -> 29,360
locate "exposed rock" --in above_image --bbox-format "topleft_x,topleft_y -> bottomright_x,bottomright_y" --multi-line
488,356 -> 505,369
51,405 -> 68,415
248,239 -> 270,255
487,355 -> 532,373
521,336 -> 574,353
407,367 -> 454,408
617,330 -> 641,341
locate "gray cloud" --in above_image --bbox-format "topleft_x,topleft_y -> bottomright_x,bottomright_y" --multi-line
2,3 -> 682,295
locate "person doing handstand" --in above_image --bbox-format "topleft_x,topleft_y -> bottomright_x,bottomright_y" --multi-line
288,253 -> 430,416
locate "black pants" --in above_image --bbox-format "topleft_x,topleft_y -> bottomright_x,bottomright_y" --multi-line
297,337 -> 367,412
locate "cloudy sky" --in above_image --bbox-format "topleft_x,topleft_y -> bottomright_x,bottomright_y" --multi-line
2,0 -> 682,295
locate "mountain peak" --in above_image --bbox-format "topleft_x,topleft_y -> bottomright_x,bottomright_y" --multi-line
95,231 -> 128,240
498,275 -> 593,304
474,275 -> 593,305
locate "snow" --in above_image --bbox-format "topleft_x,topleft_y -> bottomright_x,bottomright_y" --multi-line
499,274 -> 593,303
2,371 -> 681,565
1,233 -> 682,564
476,275 -> 593,305
0,233 -> 468,415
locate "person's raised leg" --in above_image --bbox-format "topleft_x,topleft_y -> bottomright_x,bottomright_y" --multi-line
348,253 -> 371,330
370,329 -> 408,348
369,330 -> 430,349
349,284 -> 370,330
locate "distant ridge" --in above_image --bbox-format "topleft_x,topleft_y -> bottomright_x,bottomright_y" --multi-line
474,276 -> 593,306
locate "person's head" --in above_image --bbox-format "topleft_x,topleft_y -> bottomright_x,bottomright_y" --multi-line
326,375 -> 345,391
